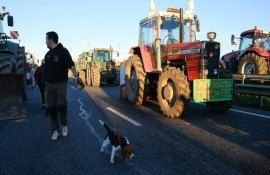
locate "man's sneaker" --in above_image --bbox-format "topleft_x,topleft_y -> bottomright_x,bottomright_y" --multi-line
62,126 -> 68,137
51,131 -> 59,140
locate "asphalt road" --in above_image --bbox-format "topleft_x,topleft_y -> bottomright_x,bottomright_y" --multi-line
0,81 -> 270,175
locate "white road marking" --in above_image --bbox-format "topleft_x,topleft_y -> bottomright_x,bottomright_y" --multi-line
230,109 -> 270,120
107,107 -> 142,126
195,102 -> 270,120
78,99 -> 91,120
70,85 -> 77,90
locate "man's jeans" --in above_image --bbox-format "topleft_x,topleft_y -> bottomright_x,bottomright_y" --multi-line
45,82 -> 68,132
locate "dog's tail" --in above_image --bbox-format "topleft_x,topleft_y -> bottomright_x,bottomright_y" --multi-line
98,120 -> 105,126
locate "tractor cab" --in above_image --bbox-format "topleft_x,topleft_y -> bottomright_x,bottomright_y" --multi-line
139,8 -> 199,53
93,49 -> 111,62
137,6 -> 220,80
236,29 -> 270,52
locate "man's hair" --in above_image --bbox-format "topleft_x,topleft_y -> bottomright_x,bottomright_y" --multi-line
46,31 -> 59,44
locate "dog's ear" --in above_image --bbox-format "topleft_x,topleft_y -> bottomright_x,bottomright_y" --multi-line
122,145 -> 134,157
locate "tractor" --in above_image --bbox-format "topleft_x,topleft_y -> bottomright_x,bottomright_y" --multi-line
0,6 -> 26,110
124,0 -> 233,118
76,48 -> 120,87
221,27 -> 270,75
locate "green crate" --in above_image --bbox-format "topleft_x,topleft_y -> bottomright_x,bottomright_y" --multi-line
193,79 -> 233,103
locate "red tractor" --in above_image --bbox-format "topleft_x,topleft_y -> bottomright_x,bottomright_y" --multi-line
221,27 -> 270,75
124,5 -> 233,118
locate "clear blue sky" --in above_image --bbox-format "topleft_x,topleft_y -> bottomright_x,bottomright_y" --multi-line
1,0 -> 269,61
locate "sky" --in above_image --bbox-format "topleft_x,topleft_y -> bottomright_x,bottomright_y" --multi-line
1,0 -> 269,62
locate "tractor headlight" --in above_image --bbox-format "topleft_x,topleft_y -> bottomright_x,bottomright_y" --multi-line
204,69 -> 209,76
214,69 -> 218,75
207,32 -> 216,41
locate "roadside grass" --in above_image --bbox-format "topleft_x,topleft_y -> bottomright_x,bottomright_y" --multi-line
235,93 -> 270,112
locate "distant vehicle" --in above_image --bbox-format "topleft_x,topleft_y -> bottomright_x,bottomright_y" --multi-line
76,48 -> 120,87
124,0 -> 233,118
221,27 -> 270,75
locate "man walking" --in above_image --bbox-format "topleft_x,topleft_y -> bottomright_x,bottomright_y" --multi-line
44,31 -> 78,140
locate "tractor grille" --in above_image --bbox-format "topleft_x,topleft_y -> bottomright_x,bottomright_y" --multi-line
201,41 -> 220,78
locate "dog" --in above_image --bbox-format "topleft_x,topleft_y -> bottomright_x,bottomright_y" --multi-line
98,120 -> 135,164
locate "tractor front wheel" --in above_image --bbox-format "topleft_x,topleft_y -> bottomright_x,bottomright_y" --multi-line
238,53 -> 268,75
157,67 -> 190,118
125,55 -> 146,105
91,67 -> 101,87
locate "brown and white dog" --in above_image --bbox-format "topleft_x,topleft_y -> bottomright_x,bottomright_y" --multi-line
98,120 -> 135,164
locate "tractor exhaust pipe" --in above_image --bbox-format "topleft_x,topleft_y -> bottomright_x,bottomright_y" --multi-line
179,8 -> 184,43
155,17 -> 162,72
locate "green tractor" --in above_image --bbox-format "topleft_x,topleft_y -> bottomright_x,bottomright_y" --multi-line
0,7 -> 25,75
0,6 -> 27,111
77,48 -> 120,87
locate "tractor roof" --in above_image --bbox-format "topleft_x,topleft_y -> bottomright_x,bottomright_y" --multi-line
93,48 -> 111,51
140,8 -> 194,25
241,28 -> 270,37
140,11 -> 180,24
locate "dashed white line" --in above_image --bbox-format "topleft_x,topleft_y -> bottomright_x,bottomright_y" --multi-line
194,102 -> 270,120
107,107 -> 142,126
230,109 -> 270,120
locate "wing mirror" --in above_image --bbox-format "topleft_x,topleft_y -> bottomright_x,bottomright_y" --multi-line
231,34 -> 237,45
7,15 -> 13,26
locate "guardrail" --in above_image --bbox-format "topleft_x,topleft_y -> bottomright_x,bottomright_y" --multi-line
233,74 -> 270,97
233,74 -> 270,84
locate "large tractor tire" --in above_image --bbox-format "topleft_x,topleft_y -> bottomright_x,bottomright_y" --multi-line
79,70 -> 86,84
125,55 -> 146,105
91,67 -> 101,87
238,53 -> 268,75
157,67 -> 190,118
86,65 -> 92,86
0,53 -> 14,74
113,68 -> 120,86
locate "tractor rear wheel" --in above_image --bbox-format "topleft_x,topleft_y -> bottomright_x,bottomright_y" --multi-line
125,55 -> 146,105
91,67 -> 100,87
157,67 -> 190,118
114,69 -> 120,86
238,53 -> 268,75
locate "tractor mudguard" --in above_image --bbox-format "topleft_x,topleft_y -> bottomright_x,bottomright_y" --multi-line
130,45 -> 156,73
245,47 -> 270,58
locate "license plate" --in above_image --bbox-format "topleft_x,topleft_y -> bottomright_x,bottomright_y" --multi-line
193,79 -> 233,103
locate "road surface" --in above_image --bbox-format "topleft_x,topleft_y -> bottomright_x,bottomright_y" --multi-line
0,80 -> 269,175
